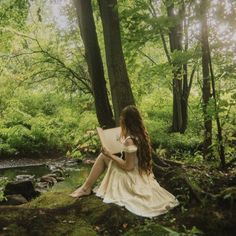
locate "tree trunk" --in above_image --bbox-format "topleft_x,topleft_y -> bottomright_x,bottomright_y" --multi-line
181,5 -> 190,133
73,0 -> 115,128
166,2 -> 184,133
200,0 -> 212,159
97,0 -> 135,124
151,0 -> 192,133
182,63 -> 188,132
208,43 -> 226,167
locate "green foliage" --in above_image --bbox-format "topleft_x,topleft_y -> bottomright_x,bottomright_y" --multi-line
0,0 -> 235,166
0,0 -> 28,27
66,111 -> 99,159
170,151 -> 204,165
0,177 -> 8,201
125,222 -> 180,235
0,85 -> 99,158
0,1 -> 96,159
0,0 -> 29,52
171,50 -> 198,66
140,90 -> 202,152
181,225 -> 204,236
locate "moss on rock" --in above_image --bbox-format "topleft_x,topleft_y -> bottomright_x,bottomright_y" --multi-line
124,222 -> 180,236
0,167 -> 235,235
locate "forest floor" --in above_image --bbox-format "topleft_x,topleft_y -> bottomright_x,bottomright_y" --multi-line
0,158 -> 235,236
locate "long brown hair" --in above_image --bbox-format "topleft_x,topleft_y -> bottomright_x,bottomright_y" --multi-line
120,105 -> 152,175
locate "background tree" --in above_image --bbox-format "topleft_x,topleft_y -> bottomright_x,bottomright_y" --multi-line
73,0 -> 115,128
200,0 -> 212,159
165,0 -> 184,133
97,0 -> 135,124
199,0 -> 226,167
0,0 -> 235,167
121,0 -> 196,133
163,0 -> 196,133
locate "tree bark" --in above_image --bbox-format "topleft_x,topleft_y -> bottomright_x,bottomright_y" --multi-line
97,0 -> 135,124
208,43 -> 226,167
166,2 -> 184,133
181,9 -> 190,133
73,0 -> 115,128
200,0 -> 212,159
182,63 -> 188,132
151,0 -> 192,133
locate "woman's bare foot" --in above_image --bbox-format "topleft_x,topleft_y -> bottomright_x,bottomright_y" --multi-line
69,186 -> 92,198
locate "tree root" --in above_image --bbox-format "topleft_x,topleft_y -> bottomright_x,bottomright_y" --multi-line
152,159 -> 215,205
152,152 -> 182,168
225,158 -> 236,168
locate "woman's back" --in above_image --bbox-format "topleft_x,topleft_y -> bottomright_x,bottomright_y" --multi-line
121,136 -> 139,167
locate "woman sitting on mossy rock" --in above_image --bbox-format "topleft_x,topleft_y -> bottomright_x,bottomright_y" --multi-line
70,105 -> 179,218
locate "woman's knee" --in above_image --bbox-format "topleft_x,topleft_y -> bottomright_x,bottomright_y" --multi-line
97,152 -> 105,159
98,152 -> 110,166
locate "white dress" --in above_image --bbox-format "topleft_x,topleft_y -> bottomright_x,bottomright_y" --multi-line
93,137 -> 179,218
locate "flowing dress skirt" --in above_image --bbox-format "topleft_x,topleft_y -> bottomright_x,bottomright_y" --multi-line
93,160 -> 179,218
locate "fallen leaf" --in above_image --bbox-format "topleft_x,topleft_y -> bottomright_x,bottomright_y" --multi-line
123,223 -> 128,228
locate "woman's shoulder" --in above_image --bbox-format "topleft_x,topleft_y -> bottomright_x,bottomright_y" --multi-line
122,135 -> 138,144
123,136 -> 134,145
122,136 -> 138,153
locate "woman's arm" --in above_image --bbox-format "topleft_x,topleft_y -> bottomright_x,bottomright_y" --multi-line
102,139 -> 136,171
108,152 -> 136,171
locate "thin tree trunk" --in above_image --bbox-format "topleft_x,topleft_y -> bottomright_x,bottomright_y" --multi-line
200,0 -> 212,159
97,0 -> 135,124
208,46 -> 226,167
181,6 -> 190,133
182,63 -> 188,132
166,2 -> 183,132
73,0 -> 115,128
150,0 -> 191,133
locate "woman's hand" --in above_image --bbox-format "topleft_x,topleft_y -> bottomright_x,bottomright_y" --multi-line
101,146 -> 112,158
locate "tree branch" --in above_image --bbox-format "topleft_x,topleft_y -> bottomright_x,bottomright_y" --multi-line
34,38 -> 92,93
148,0 -> 172,64
2,30 -> 93,94
137,49 -> 158,65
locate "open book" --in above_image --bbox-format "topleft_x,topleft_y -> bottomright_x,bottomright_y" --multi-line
96,127 -> 122,154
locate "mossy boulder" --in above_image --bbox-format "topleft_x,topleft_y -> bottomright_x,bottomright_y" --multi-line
124,222 -> 182,236
0,206 -> 97,236
0,167 -> 235,235
217,187 -> 236,207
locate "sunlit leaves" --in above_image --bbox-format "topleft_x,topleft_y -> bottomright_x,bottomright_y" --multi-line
0,0 -> 28,28
171,49 -> 198,65
231,93 -> 236,101
0,0 -> 29,52
0,0 -> 235,161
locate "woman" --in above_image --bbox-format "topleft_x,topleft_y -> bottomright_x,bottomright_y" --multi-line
70,105 -> 179,217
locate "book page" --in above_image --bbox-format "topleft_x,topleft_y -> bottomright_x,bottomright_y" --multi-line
96,127 -> 122,154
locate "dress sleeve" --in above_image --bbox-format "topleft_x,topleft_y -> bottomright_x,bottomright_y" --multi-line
122,145 -> 138,153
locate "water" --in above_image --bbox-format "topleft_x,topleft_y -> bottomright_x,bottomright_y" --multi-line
0,164 -> 50,181
0,157 -> 92,182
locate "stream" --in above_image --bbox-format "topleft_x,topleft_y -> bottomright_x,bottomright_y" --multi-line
0,156 -> 93,207
0,165 -> 50,181
0,156 -> 91,185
